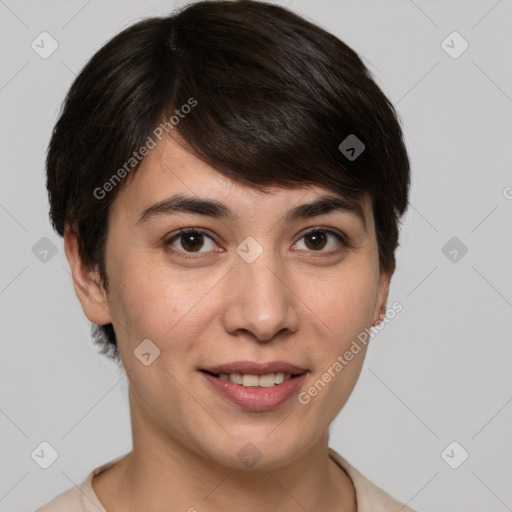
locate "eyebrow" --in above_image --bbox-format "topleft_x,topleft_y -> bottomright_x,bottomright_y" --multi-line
137,193 -> 366,231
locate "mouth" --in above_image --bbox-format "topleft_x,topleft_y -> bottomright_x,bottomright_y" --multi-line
200,369 -> 306,388
199,361 -> 308,388
199,364 -> 309,411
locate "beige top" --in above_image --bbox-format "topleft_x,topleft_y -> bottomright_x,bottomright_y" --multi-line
35,448 -> 416,511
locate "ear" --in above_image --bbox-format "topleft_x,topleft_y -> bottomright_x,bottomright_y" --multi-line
371,269 -> 392,327
63,228 -> 112,325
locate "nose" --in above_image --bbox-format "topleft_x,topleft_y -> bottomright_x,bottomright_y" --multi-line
221,245 -> 300,342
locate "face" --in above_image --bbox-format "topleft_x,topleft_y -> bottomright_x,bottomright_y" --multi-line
68,135 -> 390,471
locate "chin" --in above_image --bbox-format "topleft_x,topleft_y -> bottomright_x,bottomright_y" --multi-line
195,428 -> 311,472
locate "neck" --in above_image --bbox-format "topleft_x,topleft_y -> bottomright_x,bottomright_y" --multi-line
92,387 -> 356,512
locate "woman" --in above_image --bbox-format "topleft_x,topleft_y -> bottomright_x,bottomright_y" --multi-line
37,1 -> 413,510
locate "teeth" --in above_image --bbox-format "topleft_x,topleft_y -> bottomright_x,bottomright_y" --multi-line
229,372 -> 242,385
274,373 -> 285,385
258,374 -> 276,388
217,372 -> 293,387
242,374 -> 259,387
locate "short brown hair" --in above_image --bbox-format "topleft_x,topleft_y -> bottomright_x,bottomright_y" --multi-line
46,0 -> 410,361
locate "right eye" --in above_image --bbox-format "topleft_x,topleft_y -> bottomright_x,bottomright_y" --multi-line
165,229 -> 219,258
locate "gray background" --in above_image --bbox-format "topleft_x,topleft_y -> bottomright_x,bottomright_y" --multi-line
1,0 -> 511,510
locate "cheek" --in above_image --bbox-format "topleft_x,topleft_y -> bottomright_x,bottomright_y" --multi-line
106,253 -> 215,354
307,264 -> 379,346
104,256 -> 224,375
298,263 -> 379,411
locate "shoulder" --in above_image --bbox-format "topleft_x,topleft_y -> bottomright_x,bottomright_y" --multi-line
34,486 -> 84,512
34,454 -> 127,512
328,448 -> 417,512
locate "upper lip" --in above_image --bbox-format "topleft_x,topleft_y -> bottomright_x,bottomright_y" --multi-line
201,361 -> 308,376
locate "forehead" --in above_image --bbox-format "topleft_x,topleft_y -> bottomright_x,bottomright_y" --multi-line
111,135 -> 373,228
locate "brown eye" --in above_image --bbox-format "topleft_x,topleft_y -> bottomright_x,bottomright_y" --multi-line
293,228 -> 346,253
180,231 -> 204,252
166,229 -> 217,256
304,231 -> 328,250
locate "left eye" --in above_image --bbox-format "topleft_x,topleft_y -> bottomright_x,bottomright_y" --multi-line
292,228 -> 345,252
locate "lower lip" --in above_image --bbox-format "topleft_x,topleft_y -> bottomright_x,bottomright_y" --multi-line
201,371 -> 308,411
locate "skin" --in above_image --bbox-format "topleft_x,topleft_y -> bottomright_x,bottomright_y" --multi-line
64,134 -> 391,512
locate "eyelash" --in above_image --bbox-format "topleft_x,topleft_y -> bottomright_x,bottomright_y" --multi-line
164,226 -> 349,260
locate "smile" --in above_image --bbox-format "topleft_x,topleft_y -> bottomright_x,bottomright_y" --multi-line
200,368 -> 309,411
206,371 -> 293,387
